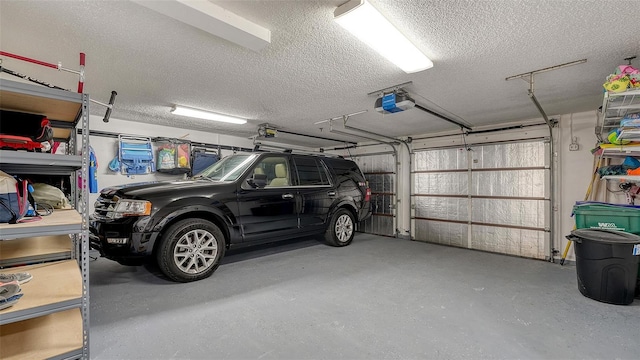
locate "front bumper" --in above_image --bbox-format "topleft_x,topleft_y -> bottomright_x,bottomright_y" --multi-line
90,218 -> 160,260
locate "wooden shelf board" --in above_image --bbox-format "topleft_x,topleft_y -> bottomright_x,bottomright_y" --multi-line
0,308 -> 83,360
52,127 -> 72,140
0,85 -> 81,123
0,260 -> 82,323
0,235 -> 72,263
0,210 -> 82,240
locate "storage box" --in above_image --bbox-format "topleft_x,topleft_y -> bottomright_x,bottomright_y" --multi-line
573,203 -> 640,234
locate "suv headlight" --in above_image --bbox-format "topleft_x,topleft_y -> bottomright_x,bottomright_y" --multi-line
108,200 -> 152,219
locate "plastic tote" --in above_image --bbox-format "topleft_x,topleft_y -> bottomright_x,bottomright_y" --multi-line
573,202 -> 640,233
566,229 -> 640,305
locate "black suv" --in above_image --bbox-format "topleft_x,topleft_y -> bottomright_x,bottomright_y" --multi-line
90,152 -> 371,282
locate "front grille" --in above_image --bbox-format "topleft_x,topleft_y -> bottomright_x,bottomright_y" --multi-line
93,195 -> 117,219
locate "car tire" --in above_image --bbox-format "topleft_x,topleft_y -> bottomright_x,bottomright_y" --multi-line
324,208 -> 355,247
156,218 -> 225,282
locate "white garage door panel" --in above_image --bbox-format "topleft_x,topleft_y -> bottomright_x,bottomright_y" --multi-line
471,198 -> 545,229
471,225 -> 546,259
415,220 -> 467,247
414,197 -> 468,221
415,148 -> 467,170
412,140 -> 550,260
472,142 -> 545,168
473,170 -> 545,197
415,172 -> 468,195
360,215 -> 394,236
352,153 -> 396,237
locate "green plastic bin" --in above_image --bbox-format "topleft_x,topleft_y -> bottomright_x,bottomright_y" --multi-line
573,204 -> 640,233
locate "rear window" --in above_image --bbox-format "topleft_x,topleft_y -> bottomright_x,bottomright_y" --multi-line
294,156 -> 330,186
324,158 -> 364,181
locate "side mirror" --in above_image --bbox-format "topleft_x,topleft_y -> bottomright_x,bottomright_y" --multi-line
247,173 -> 267,188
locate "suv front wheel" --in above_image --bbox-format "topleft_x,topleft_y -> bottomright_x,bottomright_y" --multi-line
156,218 -> 225,282
324,208 -> 355,247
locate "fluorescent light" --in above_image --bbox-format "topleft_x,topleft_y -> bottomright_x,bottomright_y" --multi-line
334,0 -> 433,73
171,106 -> 247,124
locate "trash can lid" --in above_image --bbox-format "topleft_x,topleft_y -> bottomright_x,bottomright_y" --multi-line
569,228 -> 640,244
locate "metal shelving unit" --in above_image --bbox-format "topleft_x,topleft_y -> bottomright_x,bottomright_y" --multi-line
0,78 -> 90,359
596,88 -> 640,141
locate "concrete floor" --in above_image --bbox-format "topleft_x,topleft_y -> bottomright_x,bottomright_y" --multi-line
89,233 -> 640,359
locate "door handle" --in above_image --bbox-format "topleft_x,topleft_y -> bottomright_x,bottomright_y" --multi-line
282,193 -> 294,199
327,191 -> 336,197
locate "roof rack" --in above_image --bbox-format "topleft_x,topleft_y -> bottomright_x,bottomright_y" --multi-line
252,141 -> 343,158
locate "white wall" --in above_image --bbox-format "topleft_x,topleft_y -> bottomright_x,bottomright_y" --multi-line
79,115 -> 254,212
556,111 -> 600,261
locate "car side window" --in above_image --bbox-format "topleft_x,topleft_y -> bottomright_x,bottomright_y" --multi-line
293,156 -> 330,186
242,156 -> 293,189
258,156 -> 291,187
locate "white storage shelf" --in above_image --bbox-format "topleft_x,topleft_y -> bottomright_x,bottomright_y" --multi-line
600,175 -> 640,182
617,128 -> 640,141
598,88 -> 640,137
601,146 -> 640,158
0,78 -> 89,359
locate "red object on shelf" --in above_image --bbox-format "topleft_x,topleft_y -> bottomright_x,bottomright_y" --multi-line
0,135 -> 42,151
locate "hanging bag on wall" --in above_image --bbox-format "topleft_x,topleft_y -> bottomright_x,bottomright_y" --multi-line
156,139 -> 191,175
191,148 -> 220,175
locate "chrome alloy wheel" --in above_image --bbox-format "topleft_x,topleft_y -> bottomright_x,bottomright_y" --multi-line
335,214 -> 354,243
173,229 -> 218,274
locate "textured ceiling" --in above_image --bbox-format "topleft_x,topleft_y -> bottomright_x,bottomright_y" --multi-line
1,0 -> 638,148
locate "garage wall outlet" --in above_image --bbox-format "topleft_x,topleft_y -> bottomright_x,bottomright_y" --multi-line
569,137 -> 579,151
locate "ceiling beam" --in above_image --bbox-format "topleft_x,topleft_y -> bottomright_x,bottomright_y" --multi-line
132,0 -> 271,51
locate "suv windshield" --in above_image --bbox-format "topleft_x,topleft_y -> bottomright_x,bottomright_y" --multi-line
195,154 -> 258,181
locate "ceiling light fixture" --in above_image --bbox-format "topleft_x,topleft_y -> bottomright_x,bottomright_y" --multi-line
334,0 -> 433,73
171,106 -> 247,125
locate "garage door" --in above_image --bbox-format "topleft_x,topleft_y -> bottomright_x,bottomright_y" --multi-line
350,153 -> 396,237
412,141 -> 549,259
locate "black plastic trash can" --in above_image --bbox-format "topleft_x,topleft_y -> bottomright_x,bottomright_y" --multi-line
566,229 -> 640,305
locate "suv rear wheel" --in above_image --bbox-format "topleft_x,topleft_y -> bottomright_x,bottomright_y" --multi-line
156,218 -> 225,282
324,208 -> 355,247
